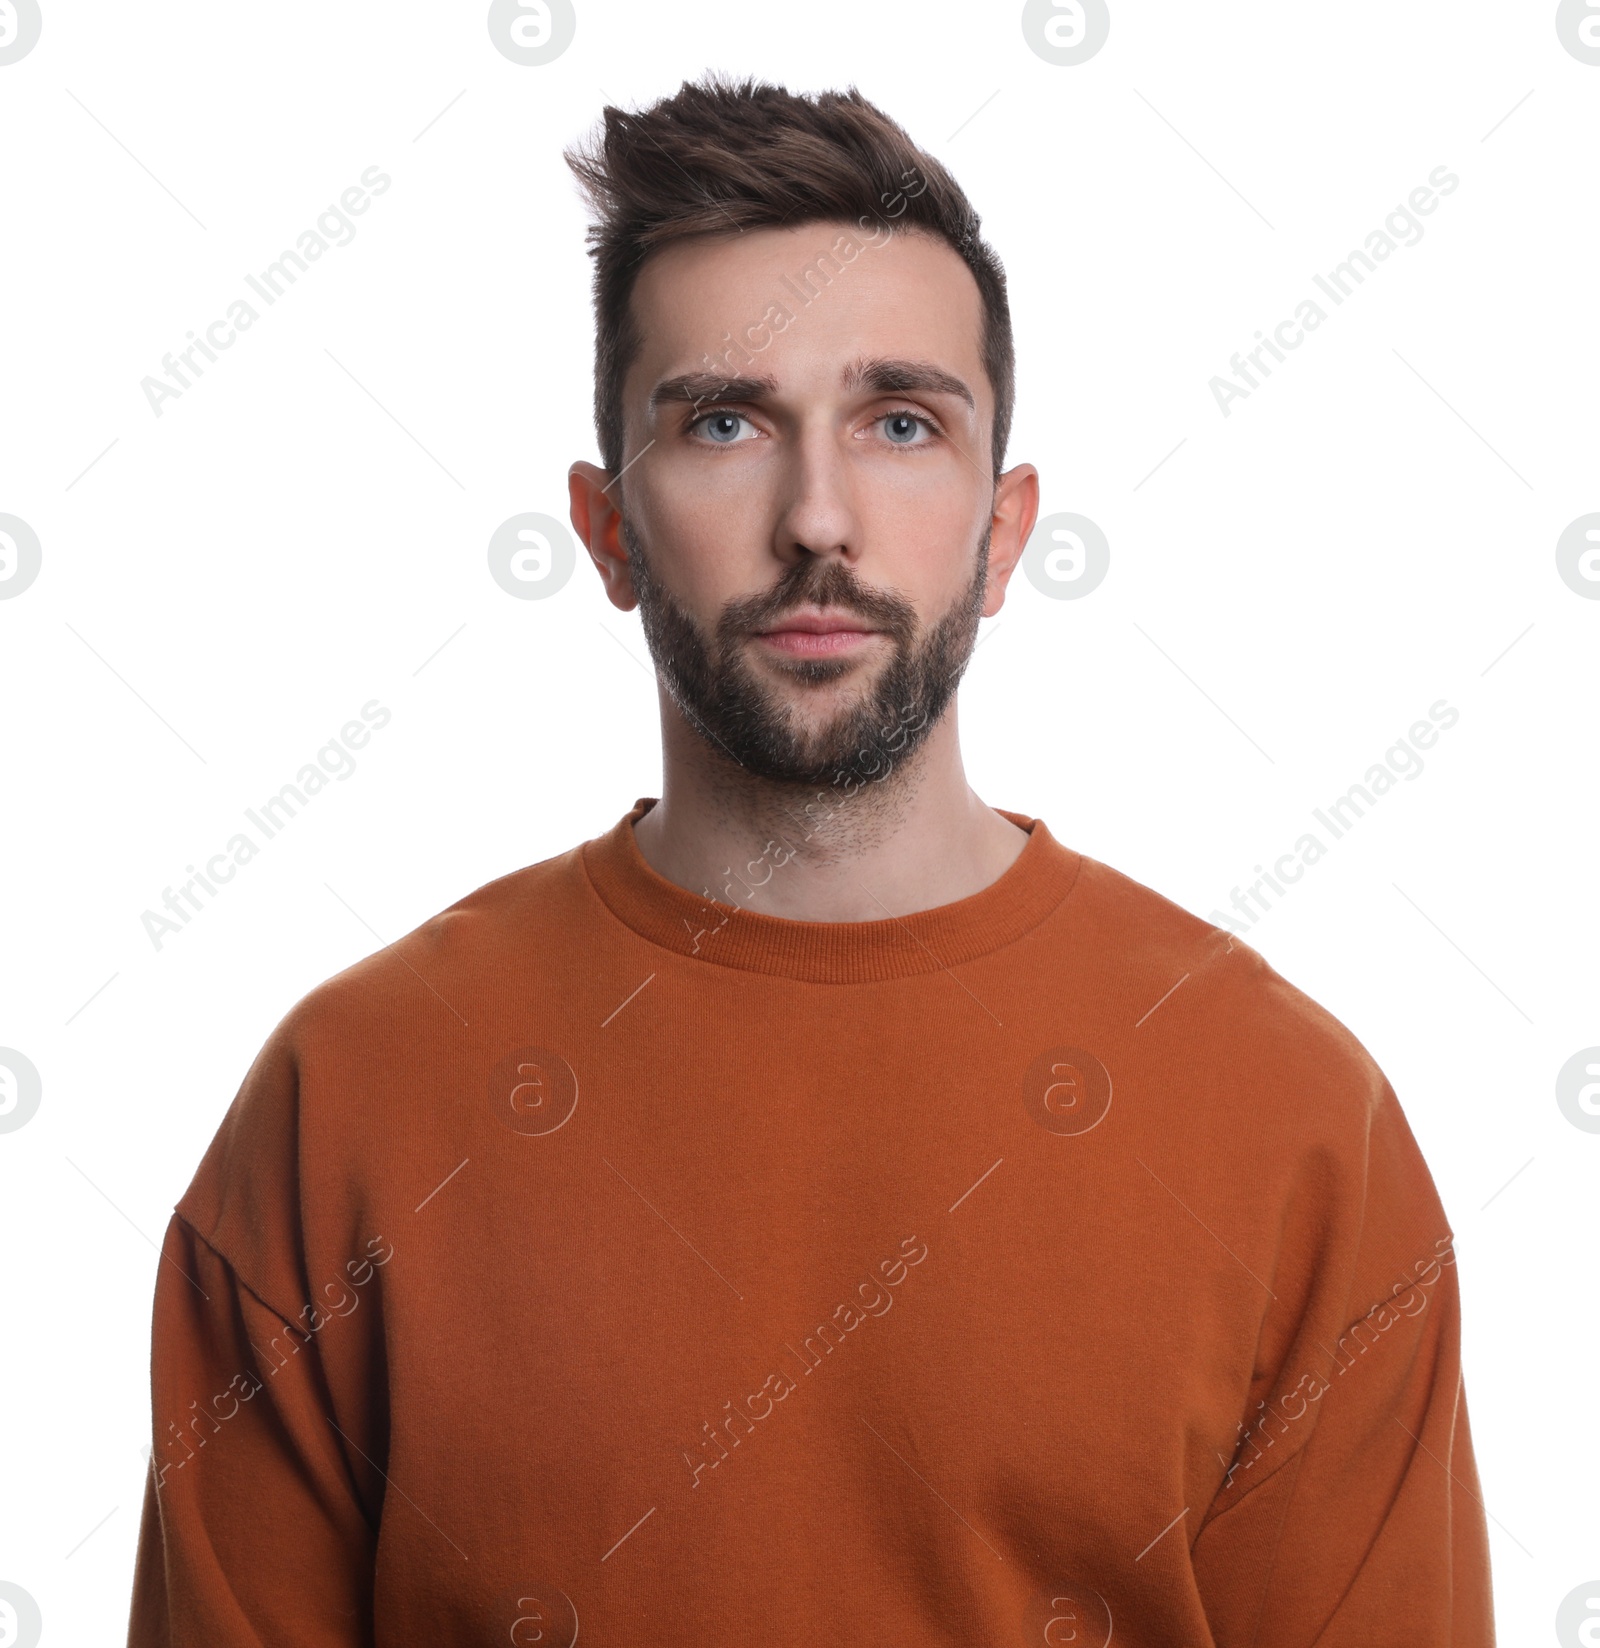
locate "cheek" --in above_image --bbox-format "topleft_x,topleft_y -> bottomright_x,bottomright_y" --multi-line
867,454 -> 977,524
630,480 -> 755,604
862,480 -> 985,567
883,513 -> 989,624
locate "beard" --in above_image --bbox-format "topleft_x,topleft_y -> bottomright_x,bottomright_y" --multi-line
619,513 -> 990,796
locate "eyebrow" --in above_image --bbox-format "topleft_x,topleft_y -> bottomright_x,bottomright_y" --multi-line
843,356 -> 976,411
647,356 -> 977,416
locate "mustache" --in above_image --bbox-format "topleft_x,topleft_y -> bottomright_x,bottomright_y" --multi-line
619,511 -> 921,642
718,559 -> 916,642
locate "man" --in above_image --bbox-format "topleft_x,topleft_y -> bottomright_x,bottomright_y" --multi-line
127,75 -> 1495,1646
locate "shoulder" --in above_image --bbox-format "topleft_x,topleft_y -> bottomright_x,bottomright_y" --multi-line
305,841 -> 587,1031
171,841 -> 591,1263
1070,854 -> 1451,1317
1067,852 -> 1394,1146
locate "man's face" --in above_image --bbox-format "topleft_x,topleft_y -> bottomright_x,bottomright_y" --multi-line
571,219 -> 1034,794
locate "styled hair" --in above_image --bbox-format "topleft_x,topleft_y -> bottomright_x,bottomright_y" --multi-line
563,73 -> 1015,483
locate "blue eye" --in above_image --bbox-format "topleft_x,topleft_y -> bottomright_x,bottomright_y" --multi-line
882,411 -> 932,444
693,410 -> 753,443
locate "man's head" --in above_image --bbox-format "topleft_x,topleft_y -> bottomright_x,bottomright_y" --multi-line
564,75 -> 1037,801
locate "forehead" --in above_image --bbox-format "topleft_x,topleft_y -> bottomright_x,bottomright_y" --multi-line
624,221 -> 989,406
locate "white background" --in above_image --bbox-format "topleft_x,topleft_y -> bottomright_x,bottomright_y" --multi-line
1,2 -> 1596,1642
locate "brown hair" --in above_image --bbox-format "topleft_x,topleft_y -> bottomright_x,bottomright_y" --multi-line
564,73 -> 1015,484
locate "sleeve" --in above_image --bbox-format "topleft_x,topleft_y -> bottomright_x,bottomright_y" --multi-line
1189,1084 -> 1496,1646
125,1213 -> 380,1647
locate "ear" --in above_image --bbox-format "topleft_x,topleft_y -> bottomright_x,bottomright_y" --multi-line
568,461 -> 638,612
982,461 -> 1040,617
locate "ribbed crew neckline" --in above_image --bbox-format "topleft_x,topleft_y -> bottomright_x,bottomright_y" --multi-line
581,796 -> 1083,984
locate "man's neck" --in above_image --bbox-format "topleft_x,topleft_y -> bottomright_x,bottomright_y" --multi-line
630,707 -> 1030,923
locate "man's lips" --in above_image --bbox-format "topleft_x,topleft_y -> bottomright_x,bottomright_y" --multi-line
756,610 -> 879,635
752,610 -> 884,656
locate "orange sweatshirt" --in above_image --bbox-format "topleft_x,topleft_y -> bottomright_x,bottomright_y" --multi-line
126,798 -> 1494,1646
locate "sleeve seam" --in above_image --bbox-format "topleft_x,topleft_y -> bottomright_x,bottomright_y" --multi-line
171,1207 -> 314,1343
1196,1231 -> 1457,1533
167,1209 -> 382,1537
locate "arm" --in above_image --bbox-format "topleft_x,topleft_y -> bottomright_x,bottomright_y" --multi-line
126,1213 -> 379,1647
1190,1090 -> 1496,1644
